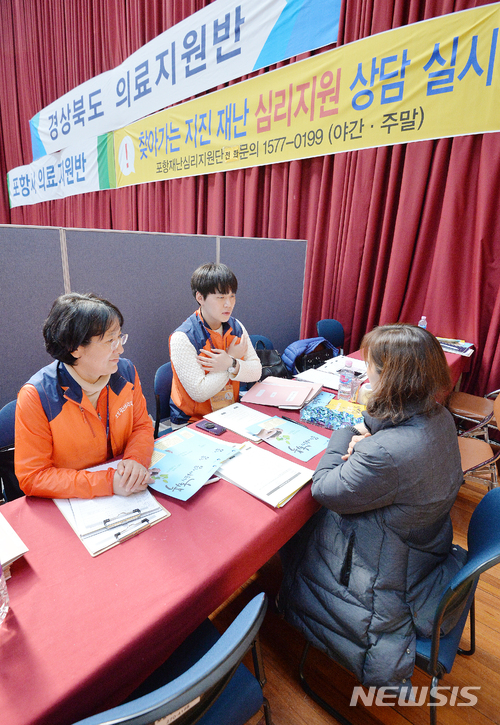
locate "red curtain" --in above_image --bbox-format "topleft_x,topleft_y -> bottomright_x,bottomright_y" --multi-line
1,0 -> 499,394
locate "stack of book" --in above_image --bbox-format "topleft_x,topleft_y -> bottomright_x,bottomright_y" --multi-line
240,376 -> 322,409
437,338 -> 474,357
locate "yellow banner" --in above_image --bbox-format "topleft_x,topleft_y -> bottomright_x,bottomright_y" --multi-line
114,3 -> 500,187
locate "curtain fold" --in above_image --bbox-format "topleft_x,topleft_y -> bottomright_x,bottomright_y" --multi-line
1,0 -> 499,394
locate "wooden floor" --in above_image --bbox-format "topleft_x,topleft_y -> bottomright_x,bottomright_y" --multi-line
211,481 -> 500,725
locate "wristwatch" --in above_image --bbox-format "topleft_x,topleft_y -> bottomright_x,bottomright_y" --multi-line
228,358 -> 237,374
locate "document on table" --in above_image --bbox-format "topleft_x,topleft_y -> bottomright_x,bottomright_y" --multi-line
0,512 -> 29,578
240,377 -> 321,409
246,416 -> 329,462
54,461 -> 171,556
295,355 -> 367,390
216,442 -> 313,507
149,427 -> 240,501
69,488 -> 162,536
204,402 -> 272,441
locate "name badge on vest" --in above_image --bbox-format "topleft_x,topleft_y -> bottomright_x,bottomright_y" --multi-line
210,382 -> 235,411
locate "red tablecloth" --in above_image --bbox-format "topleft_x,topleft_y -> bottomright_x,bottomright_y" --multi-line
0,409 -> 323,725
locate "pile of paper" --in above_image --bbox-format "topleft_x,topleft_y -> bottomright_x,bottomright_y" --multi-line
204,402 -> 271,441
216,442 -> 313,508
295,355 -> 367,390
54,487 -> 170,557
437,338 -> 474,357
0,512 -> 29,578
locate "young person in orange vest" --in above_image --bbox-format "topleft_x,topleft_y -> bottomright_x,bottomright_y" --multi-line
169,263 -> 261,427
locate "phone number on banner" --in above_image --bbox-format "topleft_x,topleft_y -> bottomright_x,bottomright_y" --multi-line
149,108 -> 424,178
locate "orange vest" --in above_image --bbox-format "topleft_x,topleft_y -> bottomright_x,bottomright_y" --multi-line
15,359 -> 154,498
170,311 -> 243,425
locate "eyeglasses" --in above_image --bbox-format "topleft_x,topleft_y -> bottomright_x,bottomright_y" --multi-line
110,333 -> 128,351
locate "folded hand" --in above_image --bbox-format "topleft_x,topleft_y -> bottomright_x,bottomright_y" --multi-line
341,432 -> 371,461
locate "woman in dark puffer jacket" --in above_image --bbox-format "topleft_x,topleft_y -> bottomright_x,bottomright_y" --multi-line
279,323 -> 466,690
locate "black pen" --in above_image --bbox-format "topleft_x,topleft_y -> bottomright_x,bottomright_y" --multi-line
281,415 -> 311,430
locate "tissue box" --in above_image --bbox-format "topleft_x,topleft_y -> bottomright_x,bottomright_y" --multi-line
300,392 -> 365,430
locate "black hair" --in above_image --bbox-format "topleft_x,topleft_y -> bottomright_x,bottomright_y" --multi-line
43,293 -> 124,365
190,263 -> 238,299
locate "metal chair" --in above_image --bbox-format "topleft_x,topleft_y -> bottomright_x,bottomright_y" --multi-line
316,319 -> 344,354
298,487 -> 500,725
457,394 -> 500,489
0,400 -> 24,501
449,388 -> 499,441
153,362 -> 173,439
72,593 -> 273,725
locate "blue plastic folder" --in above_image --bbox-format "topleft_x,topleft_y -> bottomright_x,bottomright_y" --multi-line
149,428 -> 239,501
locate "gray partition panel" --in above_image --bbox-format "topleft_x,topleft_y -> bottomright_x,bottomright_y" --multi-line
1,226 -> 62,408
1,226 -> 306,416
65,229 -> 217,413
220,236 -> 306,356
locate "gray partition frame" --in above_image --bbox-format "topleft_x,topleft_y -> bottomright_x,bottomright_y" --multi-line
1,226 -> 62,409
1,225 -> 306,413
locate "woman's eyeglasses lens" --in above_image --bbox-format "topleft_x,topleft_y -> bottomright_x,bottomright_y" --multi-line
110,334 -> 128,351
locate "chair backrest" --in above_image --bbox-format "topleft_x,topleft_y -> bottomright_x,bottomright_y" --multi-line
428,487 -> 500,671
493,394 -> 500,429
0,399 -> 24,501
154,363 -> 173,438
249,335 -> 274,351
316,320 -> 344,351
0,400 -> 16,450
72,593 -> 268,725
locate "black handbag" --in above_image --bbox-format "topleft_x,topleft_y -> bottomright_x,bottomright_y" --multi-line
255,345 -> 291,381
294,343 -> 334,373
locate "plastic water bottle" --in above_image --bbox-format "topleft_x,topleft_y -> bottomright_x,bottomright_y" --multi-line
338,360 -> 354,400
350,376 -> 361,403
0,563 -> 9,625
418,316 -> 427,329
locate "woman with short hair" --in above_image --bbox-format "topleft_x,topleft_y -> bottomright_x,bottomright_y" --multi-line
15,293 -> 154,499
278,323 -> 466,690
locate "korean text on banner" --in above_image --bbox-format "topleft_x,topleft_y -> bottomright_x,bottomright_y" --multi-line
7,136 -> 114,209
29,0 -> 341,160
112,3 -> 500,188
10,3 -> 500,208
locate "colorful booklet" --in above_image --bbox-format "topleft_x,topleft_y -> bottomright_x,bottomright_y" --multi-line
246,416 -> 329,462
300,393 -> 366,431
149,427 -> 240,501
